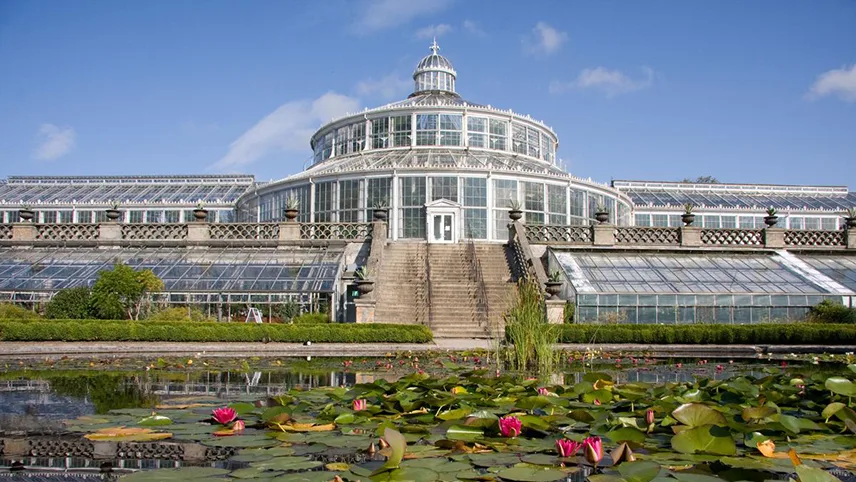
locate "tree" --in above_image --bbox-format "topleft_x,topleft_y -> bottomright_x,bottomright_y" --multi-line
680,176 -> 719,184
91,264 -> 164,320
45,287 -> 94,319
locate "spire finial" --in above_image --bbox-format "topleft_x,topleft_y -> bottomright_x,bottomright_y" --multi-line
430,37 -> 440,55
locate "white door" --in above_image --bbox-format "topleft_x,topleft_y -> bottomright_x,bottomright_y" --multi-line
431,213 -> 454,243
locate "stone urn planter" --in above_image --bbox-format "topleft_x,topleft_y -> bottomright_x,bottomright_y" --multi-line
193,208 -> 209,221
105,209 -> 122,221
373,208 -> 389,221
544,281 -> 562,300
764,215 -> 778,228
594,211 -> 609,224
284,209 -> 299,221
846,217 -> 856,229
681,213 -> 695,226
508,209 -> 523,221
18,209 -> 35,222
355,279 -> 375,296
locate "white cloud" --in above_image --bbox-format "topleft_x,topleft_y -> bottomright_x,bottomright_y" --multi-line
356,73 -> 412,100
463,20 -> 486,37
523,22 -> 567,55
806,64 -> 856,102
350,0 -> 451,34
212,92 -> 360,170
32,123 -> 76,161
415,23 -> 452,39
549,67 -> 654,97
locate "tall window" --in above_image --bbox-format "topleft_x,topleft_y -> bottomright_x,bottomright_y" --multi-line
439,114 -> 462,146
372,117 -> 389,149
489,119 -> 507,150
547,184 -> 566,224
467,116 -> 487,148
542,132 -> 555,163
512,124 -> 527,154
464,178 -> 487,239
350,123 -> 366,153
399,177 -> 426,238
523,182 -> 544,224
431,176 -> 458,202
391,115 -> 411,147
416,114 -> 438,146
339,179 -> 362,222
366,177 -> 391,220
493,179 -> 517,239
314,182 -> 335,222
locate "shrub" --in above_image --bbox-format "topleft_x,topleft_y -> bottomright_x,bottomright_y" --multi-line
91,264 -> 164,320
553,323 -> 856,345
148,307 -> 213,322
806,300 -> 856,324
0,320 -> 433,343
291,312 -> 330,324
273,301 -> 301,322
0,303 -> 39,320
45,287 -> 94,319
563,302 -> 576,324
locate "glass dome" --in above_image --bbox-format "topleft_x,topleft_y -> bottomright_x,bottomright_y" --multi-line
412,40 -> 457,95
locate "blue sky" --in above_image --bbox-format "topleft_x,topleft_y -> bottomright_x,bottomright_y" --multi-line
1,0 -> 854,187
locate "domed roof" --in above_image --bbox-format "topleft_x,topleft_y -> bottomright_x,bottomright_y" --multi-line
411,40 -> 458,96
414,41 -> 457,76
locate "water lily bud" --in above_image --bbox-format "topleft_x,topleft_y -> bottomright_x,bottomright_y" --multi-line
583,436 -> 603,465
379,437 -> 390,449
499,416 -> 522,438
367,442 -> 377,455
645,409 -> 655,426
232,420 -> 245,431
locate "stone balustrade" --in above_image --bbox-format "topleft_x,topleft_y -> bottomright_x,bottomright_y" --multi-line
521,223 -> 856,250
0,221 -> 374,246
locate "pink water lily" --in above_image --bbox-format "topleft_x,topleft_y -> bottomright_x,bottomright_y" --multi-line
555,439 -> 583,457
537,387 -> 549,396
583,436 -> 603,465
353,399 -> 367,411
212,407 -> 237,425
498,416 -> 522,438
645,409 -> 655,426
232,420 -> 245,431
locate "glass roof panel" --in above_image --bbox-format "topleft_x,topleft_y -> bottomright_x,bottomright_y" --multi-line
797,255 -> 856,293
554,251 -> 831,295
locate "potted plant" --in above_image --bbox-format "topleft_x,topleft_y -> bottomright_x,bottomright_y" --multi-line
594,202 -> 609,224
18,203 -> 35,222
105,201 -> 122,221
844,207 -> 856,229
544,270 -> 563,299
763,207 -> 778,228
372,199 -> 389,221
193,201 -> 209,221
284,195 -> 300,221
508,200 -> 523,221
354,266 -> 374,296
681,203 -> 695,226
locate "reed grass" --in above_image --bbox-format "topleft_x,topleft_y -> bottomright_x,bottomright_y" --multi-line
504,278 -> 560,373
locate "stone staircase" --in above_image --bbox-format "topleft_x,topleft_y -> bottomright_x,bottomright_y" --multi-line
373,243 -> 428,325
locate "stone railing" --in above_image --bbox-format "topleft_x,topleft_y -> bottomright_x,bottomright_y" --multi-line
209,223 -> 280,240
35,223 -> 101,241
0,221 -> 375,245
523,223 -> 855,250
615,226 -> 680,245
299,222 -> 372,240
508,221 -> 548,284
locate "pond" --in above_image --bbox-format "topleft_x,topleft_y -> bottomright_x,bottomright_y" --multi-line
0,354 -> 854,482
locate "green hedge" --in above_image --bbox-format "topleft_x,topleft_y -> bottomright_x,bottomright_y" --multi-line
0,320 -> 433,343
555,323 -> 856,345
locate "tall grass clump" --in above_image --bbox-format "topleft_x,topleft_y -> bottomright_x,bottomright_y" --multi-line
504,278 -> 560,373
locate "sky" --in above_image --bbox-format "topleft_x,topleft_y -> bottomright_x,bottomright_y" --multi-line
1,0 -> 854,187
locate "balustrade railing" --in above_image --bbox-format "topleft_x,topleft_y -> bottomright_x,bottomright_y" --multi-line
299,222 -> 372,240
209,223 -> 280,240
614,226 -> 680,245
783,229 -> 846,247
700,228 -> 764,246
0,224 -> 12,240
523,224 -> 592,244
35,223 -> 100,241
122,223 -> 189,240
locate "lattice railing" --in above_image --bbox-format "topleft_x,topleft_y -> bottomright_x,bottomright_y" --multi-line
615,226 -> 680,245
0,224 -> 11,240
784,229 -> 846,247
299,223 -> 372,240
35,223 -> 100,240
209,223 -> 280,240
122,223 -> 188,240
700,228 -> 763,246
524,224 -> 592,244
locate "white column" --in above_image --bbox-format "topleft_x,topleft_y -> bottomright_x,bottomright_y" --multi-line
391,173 -> 399,240
309,181 -> 316,223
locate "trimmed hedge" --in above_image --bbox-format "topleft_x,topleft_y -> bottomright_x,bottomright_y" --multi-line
555,323 -> 856,345
0,321 -> 433,343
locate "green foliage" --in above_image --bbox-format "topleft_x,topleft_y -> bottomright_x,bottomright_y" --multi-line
273,300 -> 301,322
0,320 -> 433,343
807,299 -> 856,324
563,302 -> 575,324
91,264 -> 164,320
504,279 -> 560,372
554,323 -> 856,344
0,303 -> 40,319
290,312 -> 330,324
147,307 -> 212,322
45,287 -> 94,319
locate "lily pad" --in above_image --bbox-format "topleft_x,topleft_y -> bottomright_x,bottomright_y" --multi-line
825,377 -> 856,397
496,466 -> 568,481
672,403 -> 727,428
119,467 -> 230,481
671,425 -> 737,455
617,461 -> 661,482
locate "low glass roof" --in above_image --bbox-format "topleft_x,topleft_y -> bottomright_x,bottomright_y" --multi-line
619,188 -> 856,211
0,175 -> 254,206
554,251 -> 831,295
0,246 -> 342,294
797,255 -> 856,293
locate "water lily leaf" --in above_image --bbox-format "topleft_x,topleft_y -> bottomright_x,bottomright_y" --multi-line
606,427 -> 646,444
671,403 -> 727,428
465,411 -> 499,428
757,439 -> 776,457
119,466 -> 230,481
496,466 -> 568,481
279,422 -> 336,432
520,454 -> 560,466
334,413 -> 356,424
447,424 -> 485,441
582,389 -> 613,405
375,466 -> 440,481
825,377 -> 856,397
373,427 -> 406,474
795,465 -> 843,482
256,456 -> 323,471
822,402 -> 847,420
568,410 -> 595,423
137,414 -> 172,426
741,406 -> 777,422
468,453 -> 522,467
617,461 -> 661,482
438,408 -> 471,421
671,425 -> 737,455
84,427 -> 172,442
229,401 -> 257,415
520,414 -> 550,431
671,473 -> 723,482
202,434 -> 277,448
